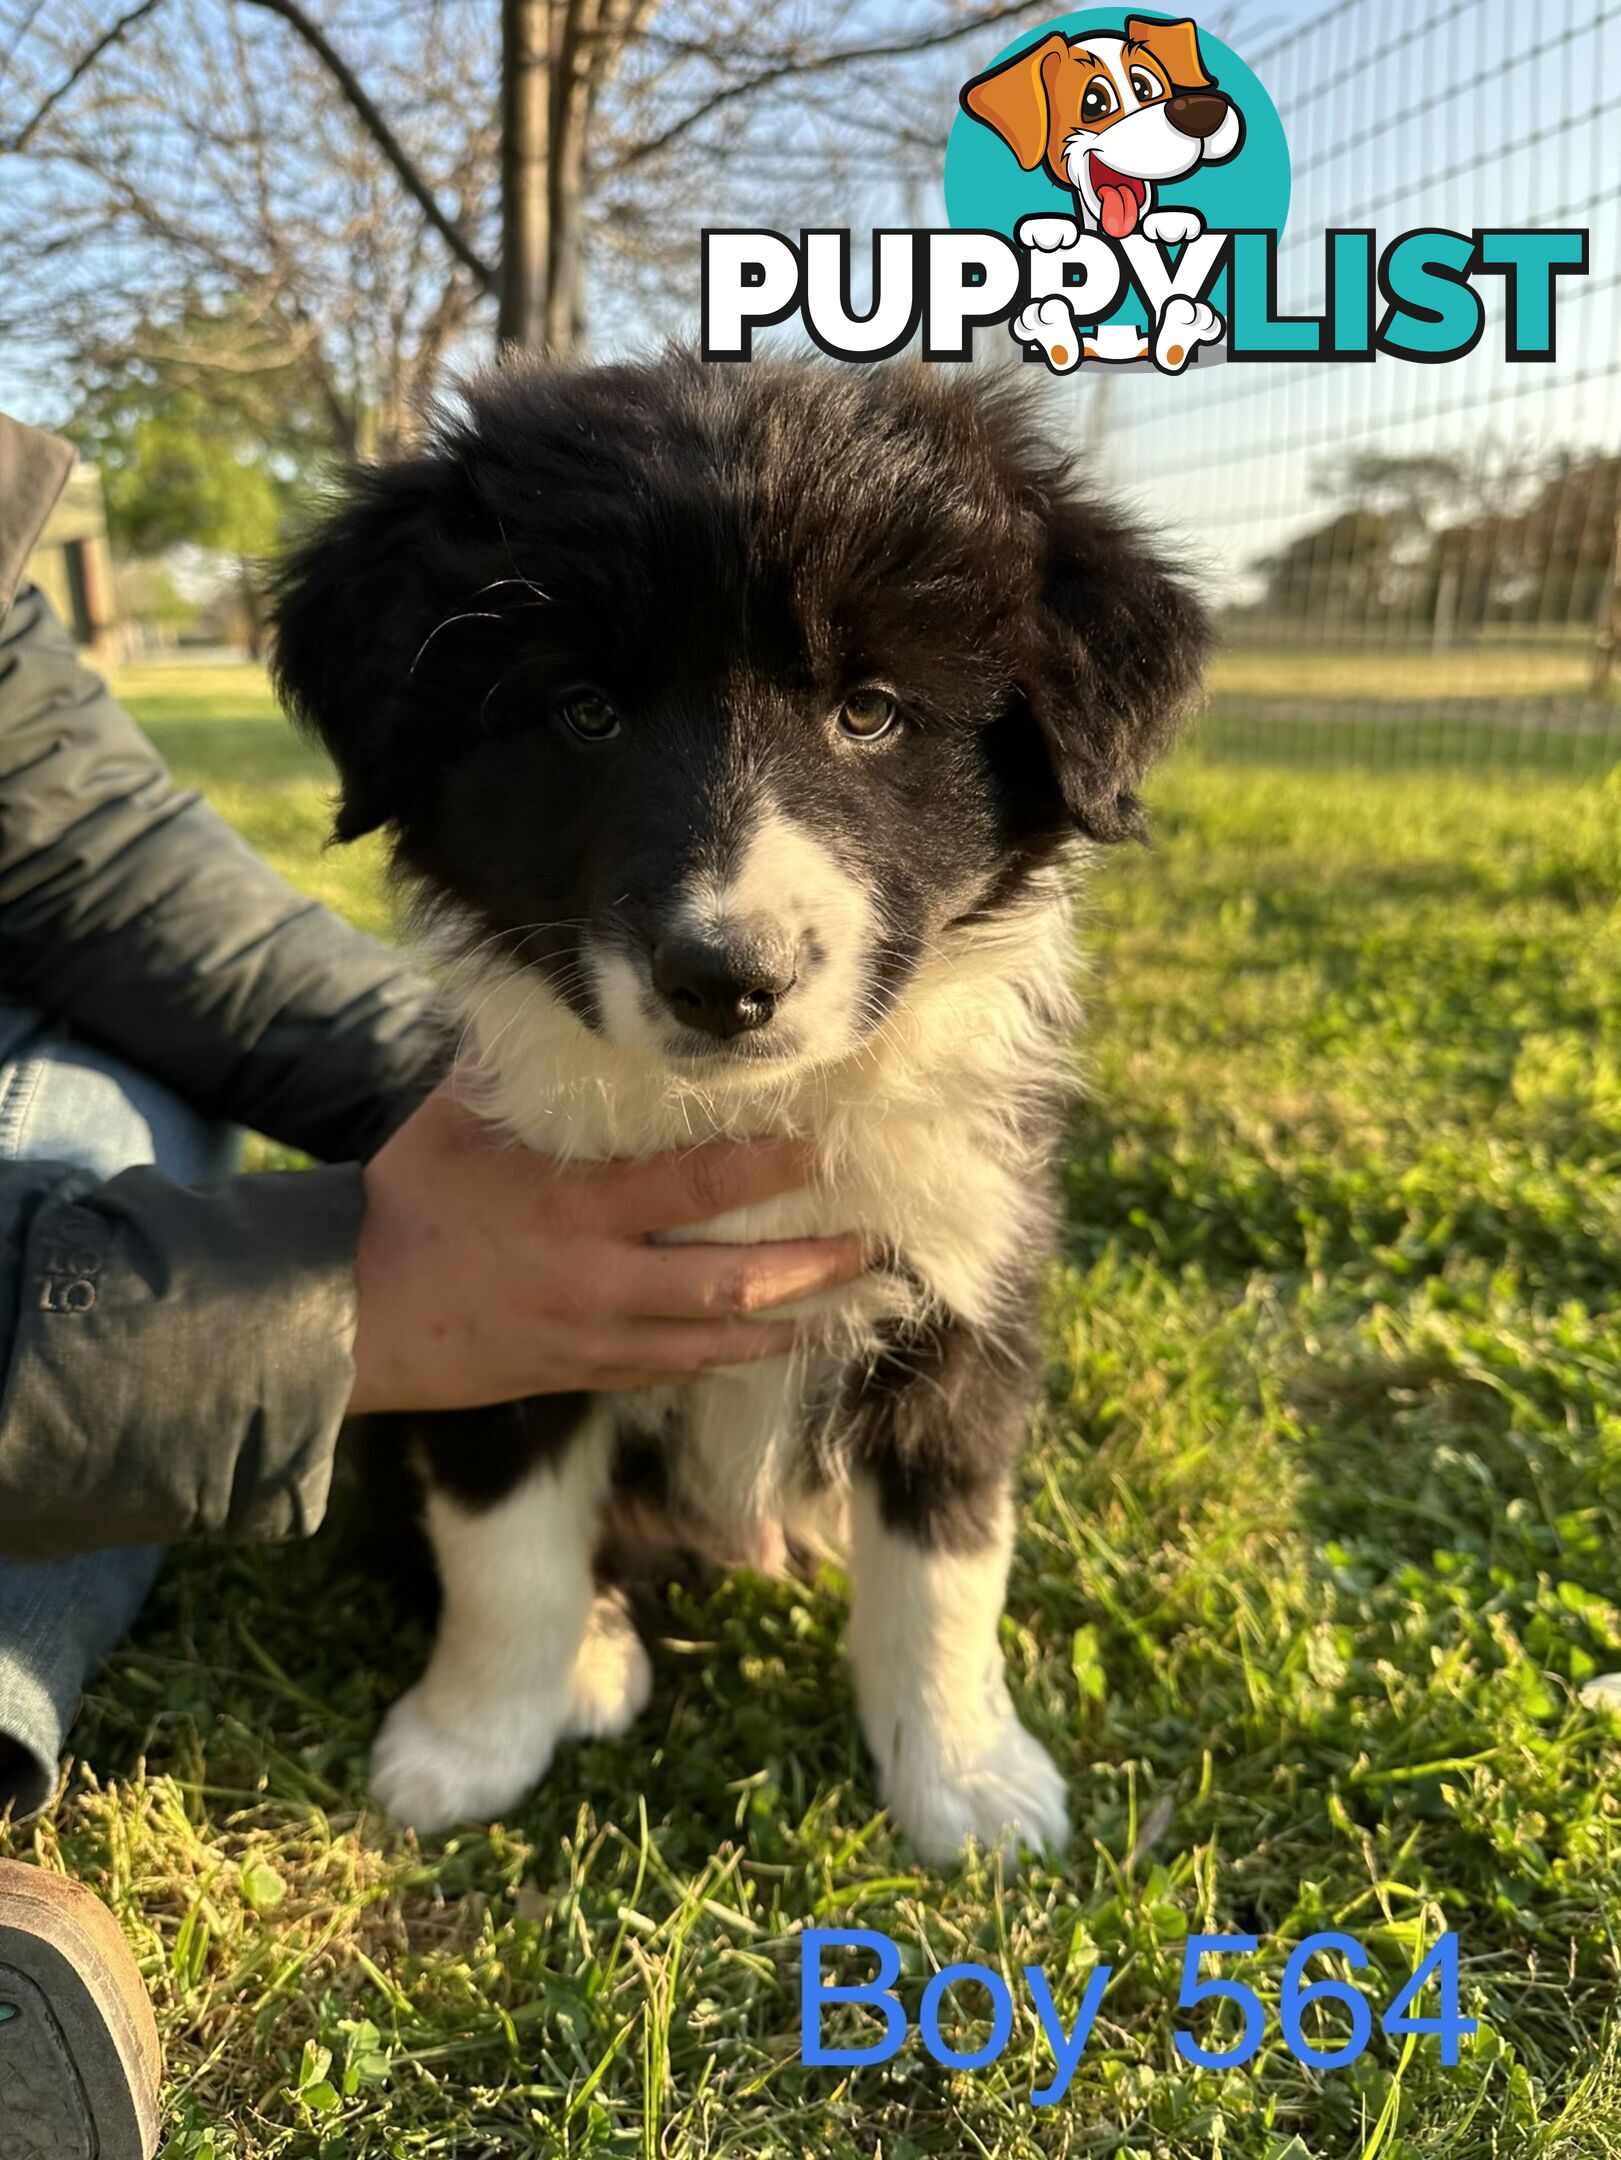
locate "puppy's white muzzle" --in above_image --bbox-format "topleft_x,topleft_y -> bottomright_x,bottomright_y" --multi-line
591,804 -> 880,1074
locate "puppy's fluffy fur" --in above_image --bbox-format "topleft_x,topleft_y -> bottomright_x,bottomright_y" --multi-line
273,354 -> 1209,1860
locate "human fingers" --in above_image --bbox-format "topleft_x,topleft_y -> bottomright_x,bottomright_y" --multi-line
593,1314 -> 806,1385
574,1137 -> 817,1237
617,1232 -> 869,1320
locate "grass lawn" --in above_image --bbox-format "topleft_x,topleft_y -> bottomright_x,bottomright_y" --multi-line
1208,638 -> 1620,708
9,660 -> 1621,2158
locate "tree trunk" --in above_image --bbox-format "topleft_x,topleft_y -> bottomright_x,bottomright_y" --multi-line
499,0 -> 551,349
546,0 -> 595,353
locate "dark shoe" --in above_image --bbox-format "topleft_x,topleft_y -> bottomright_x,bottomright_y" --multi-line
0,1859 -> 160,2158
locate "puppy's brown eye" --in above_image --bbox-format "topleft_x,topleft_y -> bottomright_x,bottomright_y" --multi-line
1081,77 -> 1117,122
557,689 -> 620,742
1129,68 -> 1163,103
836,690 -> 900,742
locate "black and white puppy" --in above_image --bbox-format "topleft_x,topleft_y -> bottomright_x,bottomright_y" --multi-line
272,354 -> 1208,1862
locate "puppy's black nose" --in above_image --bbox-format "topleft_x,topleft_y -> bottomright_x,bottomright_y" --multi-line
652,933 -> 797,1039
1165,91 -> 1229,138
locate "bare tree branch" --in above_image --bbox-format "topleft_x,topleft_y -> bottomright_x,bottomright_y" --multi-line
239,0 -> 497,293
611,0 -> 1039,175
4,0 -> 162,151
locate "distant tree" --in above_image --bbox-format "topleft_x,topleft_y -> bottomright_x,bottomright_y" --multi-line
67,302 -> 339,651
113,557 -> 196,643
1394,450 -> 1621,633
1314,451 -> 1474,541
1516,451 -> 1621,627
1255,507 -> 1398,627
1254,445 -> 1621,636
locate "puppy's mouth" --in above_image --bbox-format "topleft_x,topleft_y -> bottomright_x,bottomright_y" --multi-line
656,1021 -> 804,1070
1089,154 -> 1147,238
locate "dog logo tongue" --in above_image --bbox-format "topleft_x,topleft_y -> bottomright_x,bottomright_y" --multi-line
1098,183 -> 1138,237
1091,156 -> 1144,238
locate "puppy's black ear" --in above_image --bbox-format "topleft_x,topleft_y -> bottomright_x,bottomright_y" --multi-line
271,452 -> 471,841
1025,497 -> 1211,842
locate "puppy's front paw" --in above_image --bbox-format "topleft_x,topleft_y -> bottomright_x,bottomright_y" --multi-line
563,1592 -> 653,1741
877,1712 -> 1069,1865
369,1685 -> 563,1833
1142,207 -> 1205,245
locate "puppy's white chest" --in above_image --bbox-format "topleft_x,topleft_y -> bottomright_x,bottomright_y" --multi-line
623,1352 -> 840,1550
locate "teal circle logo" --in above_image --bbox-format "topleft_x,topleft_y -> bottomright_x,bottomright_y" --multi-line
945,11 -> 1290,244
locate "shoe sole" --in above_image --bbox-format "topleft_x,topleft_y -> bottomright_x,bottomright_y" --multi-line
0,1859 -> 160,2159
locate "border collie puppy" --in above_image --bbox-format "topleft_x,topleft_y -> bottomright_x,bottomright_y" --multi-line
272,354 -> 1208,1862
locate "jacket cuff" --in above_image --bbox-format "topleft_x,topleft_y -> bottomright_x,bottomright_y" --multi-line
2,1163 -> 366,1556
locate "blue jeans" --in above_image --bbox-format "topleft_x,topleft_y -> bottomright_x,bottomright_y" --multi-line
0,1018 -> 239,1816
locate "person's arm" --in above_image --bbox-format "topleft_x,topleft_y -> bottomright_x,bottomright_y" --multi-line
0,1097 -> 868,1561
0,583 -> 443,1163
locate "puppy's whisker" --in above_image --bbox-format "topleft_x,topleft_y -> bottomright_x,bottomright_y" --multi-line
479,662 -> 531,728
437,920 -> 568,999
494,513 -> 547,602
409,610 -> 509,675
469,575 -> 552,605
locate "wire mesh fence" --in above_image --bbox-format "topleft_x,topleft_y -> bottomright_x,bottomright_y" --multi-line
1079,0 -> 1621,776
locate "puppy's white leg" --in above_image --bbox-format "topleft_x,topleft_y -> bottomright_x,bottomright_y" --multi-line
848,1479 -> 1068,1865
371,1413 -> 645,1831
562,1585 -> 654,1742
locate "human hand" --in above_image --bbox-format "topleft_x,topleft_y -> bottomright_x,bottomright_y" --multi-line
347,1081 -> 864,1412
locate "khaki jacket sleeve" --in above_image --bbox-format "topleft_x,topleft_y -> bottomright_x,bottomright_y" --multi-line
0,1160 -> 366,1557
0,583 -> 447,1165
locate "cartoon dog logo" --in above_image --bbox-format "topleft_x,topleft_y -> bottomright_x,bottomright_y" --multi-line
961,15 -> 1244,243
962,15 -> 1244,371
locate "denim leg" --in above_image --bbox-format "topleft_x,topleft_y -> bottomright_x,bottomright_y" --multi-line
0,1018 -> 240,1817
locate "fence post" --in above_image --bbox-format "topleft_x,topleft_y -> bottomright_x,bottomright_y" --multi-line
1432,565 -> 1459,653
1592,511 -> 1621,696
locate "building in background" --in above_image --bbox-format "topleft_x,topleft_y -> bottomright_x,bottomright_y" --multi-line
25,460 -> 117,655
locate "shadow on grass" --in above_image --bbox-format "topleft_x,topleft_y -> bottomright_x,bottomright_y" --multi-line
1289,1348 -> 1606,1572
1059,1104 -> 1620,1304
